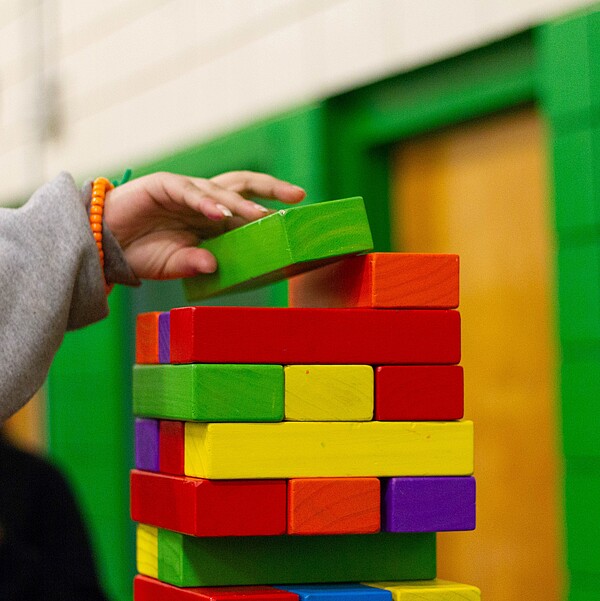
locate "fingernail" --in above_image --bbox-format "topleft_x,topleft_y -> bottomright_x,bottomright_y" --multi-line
216,203 -> 233,218
253,203 -> 269,213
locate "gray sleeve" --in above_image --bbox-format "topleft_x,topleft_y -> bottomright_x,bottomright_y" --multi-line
0,171 -> 139,422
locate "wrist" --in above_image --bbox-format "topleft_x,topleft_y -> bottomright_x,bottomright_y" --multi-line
92,185 -> 142,288
102,185 -> 126,250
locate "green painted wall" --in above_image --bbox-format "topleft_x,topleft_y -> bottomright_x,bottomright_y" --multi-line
47,6 -> 600,600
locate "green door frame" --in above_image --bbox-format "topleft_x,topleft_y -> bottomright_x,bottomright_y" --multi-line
47,6 -> 600,600
324,31 -> 536,251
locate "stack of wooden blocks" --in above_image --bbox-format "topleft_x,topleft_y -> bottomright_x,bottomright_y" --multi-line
130,198 -> 480,601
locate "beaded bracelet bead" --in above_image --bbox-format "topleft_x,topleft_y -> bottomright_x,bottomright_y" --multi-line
90,177 -> 114,288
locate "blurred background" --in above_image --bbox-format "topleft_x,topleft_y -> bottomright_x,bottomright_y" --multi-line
1,1 -> 599,600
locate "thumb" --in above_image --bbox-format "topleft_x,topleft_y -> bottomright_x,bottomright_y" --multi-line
164,248 -> 217,279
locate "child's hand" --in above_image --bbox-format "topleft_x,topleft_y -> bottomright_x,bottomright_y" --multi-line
104,171 -> 305,279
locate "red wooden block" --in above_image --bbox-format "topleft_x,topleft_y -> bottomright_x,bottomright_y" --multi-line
170,307 -> 460,365
288,253 -> 459,309
159,420 -> 185,475
136,312 -> 162,364
375,366 -> 464,421
134,576 -> 299,601
288,477 -> 380,535
130,470 -> 286,536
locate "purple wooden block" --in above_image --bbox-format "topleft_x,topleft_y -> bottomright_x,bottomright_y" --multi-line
135,417 -> 159,471
158,312 -> 170,364
382,476 -> 476,532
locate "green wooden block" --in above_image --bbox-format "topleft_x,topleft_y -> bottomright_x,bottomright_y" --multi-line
557,243 -> 600,342
183,197 -> 374,300
553,128 -> 596,232
133,364 -> 284,422
561,356 -> 600,457
155,528 -> 435,587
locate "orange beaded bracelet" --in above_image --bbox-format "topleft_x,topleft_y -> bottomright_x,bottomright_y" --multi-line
90,177 -> 114,287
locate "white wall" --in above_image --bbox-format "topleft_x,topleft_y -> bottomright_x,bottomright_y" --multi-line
0,0 -> 595,205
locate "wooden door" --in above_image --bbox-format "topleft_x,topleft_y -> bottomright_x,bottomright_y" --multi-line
392,107 -> 564,600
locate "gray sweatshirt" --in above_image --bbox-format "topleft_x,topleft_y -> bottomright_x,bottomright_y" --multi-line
0,172 -> 139,422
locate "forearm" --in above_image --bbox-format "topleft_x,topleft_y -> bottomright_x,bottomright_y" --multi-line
0,172 -> 136,422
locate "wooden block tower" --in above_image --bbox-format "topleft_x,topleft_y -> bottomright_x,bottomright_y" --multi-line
131,198 -> 481,600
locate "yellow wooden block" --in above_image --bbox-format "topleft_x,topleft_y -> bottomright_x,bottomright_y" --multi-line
366,579 -> 481,600
284,365 -> 374,421
136,524 -> 158,579
185,421 -> 473,479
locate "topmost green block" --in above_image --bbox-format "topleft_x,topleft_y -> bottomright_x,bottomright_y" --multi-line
183,197 -> 374,301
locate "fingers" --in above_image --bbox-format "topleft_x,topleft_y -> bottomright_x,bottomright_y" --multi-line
143,171 -> 305,226
210,171 -> 306,204
164,175 -> 236,221
188,176 -> 271,222
164,247 -> 218,279
157,173 -> 272,222
224,215 -> 249,232
114,171 -> 306,281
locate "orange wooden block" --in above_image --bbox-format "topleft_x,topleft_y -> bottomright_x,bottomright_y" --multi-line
136,312 -> 162,364
288,253 -> 459,309
288,477 -> 380,535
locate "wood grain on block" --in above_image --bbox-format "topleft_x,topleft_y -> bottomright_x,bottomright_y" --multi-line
159,420 -> 185,475
133,364 -> 284,422
278,584 -> 391,601
136,312 -> 162,364
375,366 -> 464,421
288,253 -> 459,309
130,470 -> 286,537
287,477 -> 380,534
183,197 -> 373,301
159,312 -> 170,364
135,417 -> 159,472
153,528 -> 435,587
365,580 -> 480,600
134,576 -> 299,600
170,307 -> 460,365
285,365 -> 373,421
184,421 -> 473,479
382,477 -> 476,532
